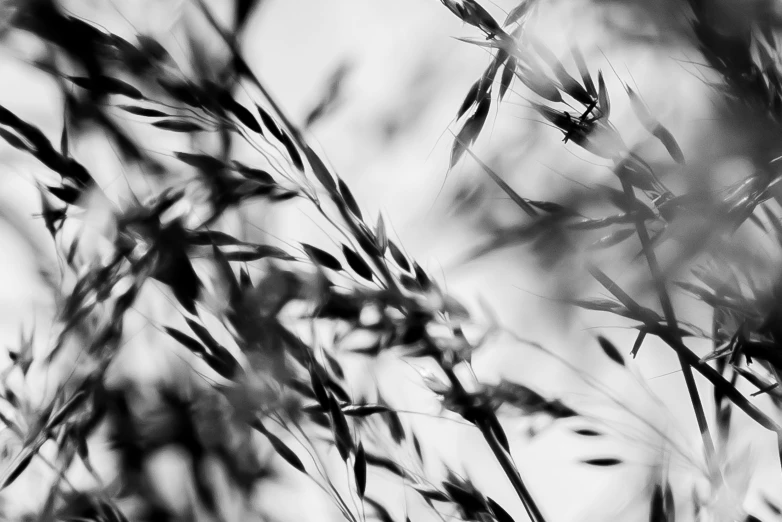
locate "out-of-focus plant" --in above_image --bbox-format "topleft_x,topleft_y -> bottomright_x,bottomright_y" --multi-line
0,0 -> 780,521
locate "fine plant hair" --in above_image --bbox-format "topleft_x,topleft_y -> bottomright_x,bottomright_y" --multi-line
0,0 -> 780,522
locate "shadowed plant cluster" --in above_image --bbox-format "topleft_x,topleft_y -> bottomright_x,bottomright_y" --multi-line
0,0 -> 780,521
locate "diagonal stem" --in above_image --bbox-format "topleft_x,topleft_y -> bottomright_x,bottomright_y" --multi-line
620,179 -> 720,478
591,262 -> 781,433
195,0 -> 404,294
443,366 -> 546,522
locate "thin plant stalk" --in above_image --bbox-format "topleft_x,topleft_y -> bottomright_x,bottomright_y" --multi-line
619,178 -> 720,481
443,366 -> 547,522
588,265 -> 782,435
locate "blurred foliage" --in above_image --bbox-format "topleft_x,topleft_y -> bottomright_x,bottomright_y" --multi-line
0,0 -> 780,522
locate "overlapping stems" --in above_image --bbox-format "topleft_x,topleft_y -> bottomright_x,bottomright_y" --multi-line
2,0 -> 782,521
444,0 -> 782,515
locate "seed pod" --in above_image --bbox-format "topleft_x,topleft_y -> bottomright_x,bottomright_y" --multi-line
597,70 -> 610,118
342,245 -> 373,281
152,120 -> 206,132
302,243 -> 342,271
354,442 -> 367,498
597,335 -> 625,365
